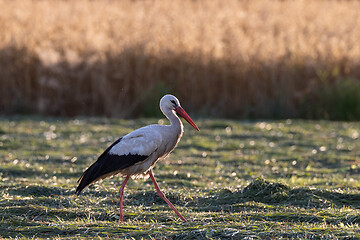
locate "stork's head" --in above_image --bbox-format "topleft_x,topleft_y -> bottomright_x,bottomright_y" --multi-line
160,94 -> 181,111
160,94 -> 200,131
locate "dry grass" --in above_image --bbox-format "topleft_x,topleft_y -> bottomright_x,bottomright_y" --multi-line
1,0 -> 360,118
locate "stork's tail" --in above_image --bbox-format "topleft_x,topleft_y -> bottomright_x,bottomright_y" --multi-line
76,162 -> 101,195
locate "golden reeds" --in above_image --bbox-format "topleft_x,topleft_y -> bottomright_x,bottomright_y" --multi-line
0,0 -> 359,118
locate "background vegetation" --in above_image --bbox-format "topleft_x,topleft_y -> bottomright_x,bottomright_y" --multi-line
1,0 -> 360,119
1,117 -> 359,239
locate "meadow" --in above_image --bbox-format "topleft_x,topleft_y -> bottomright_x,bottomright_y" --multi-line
1,0 -> 360,238
1,0 -> 360,119
0,116 -> 359,239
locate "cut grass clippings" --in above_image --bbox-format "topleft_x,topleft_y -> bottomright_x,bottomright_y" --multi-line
0,116 -> 359,238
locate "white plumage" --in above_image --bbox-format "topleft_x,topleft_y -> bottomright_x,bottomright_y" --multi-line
109,126 -> 162,157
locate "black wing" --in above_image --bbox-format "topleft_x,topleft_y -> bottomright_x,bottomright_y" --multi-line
76,138 -> 148,194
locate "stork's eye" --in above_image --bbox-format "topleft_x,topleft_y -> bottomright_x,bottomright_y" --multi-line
170,100 -> 176,105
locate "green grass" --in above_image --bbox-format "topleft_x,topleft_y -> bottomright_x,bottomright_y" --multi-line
0,116 -> 359,239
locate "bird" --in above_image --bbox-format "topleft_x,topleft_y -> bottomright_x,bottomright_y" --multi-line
76,94 -> 199,222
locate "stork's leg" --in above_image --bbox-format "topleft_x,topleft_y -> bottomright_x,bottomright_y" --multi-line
148,170 -> 187,222
119,175 -> 130,222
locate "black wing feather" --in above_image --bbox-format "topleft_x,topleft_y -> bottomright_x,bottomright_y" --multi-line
76,137 -> 148,194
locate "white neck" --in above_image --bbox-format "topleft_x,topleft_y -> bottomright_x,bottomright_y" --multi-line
162,108 -> 183,132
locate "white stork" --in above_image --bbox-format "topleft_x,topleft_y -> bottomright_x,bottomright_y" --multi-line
76,94 -> 199,222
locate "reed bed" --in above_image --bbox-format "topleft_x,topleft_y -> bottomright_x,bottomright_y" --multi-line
1,0 -> 360,118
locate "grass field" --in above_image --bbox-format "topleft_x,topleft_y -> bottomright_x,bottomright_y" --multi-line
0,116 -> 359,239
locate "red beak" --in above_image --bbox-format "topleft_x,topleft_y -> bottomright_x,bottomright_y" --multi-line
175,106 -> 200,131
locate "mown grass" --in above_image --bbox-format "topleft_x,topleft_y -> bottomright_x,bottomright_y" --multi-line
0,116 -> 359,239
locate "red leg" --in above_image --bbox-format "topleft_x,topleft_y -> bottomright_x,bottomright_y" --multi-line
119,175 -> 130,222
148,170 -> 187,222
